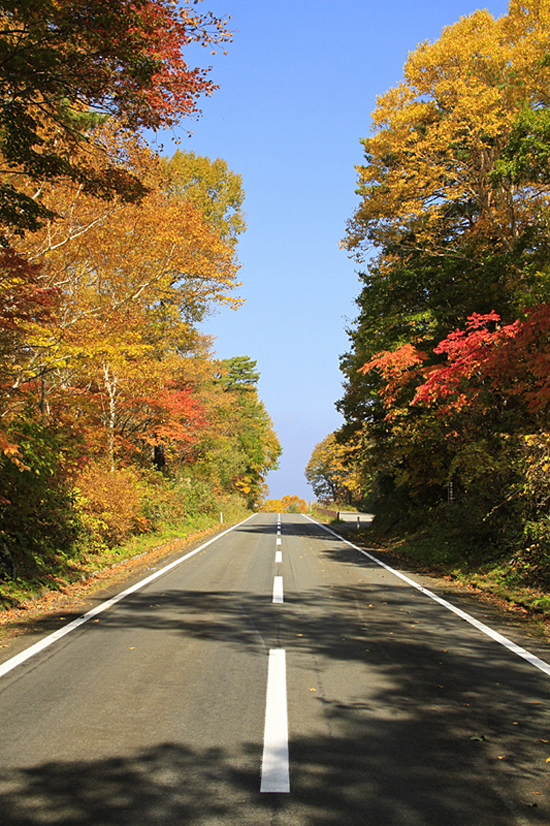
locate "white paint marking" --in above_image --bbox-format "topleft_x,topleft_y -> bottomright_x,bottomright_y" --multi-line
275,551 -> 283,564
276,537 -> 281,546
303,515 -> 550,678
273,576 -> 284,604
261,649 -> 290,793
0,515 -> 256,680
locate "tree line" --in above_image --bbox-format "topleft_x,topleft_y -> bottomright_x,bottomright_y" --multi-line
0,1 -> 281,590
308,0 -> 550,590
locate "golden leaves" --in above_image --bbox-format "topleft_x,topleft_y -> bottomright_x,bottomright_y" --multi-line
344,2 -> 550,262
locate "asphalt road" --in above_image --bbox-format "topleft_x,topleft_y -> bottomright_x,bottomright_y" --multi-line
1,513 -> 550,825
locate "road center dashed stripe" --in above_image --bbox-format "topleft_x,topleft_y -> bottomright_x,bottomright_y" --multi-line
303,514 -> 550,678
273,575 -> 284,604
261,648 -> 290,793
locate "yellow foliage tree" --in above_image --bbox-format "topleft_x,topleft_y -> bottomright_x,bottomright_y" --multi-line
305,433 -> 364,504
261,496 -> 307,513
344,0 -> 550,270
7,133 -> 244,467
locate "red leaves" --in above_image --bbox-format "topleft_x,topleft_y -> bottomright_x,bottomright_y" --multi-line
32,0 -> 232,130
141,387 -> 207,447
360,305 -> 550,417
0,249 -> 59,332
359,343 -> 427,407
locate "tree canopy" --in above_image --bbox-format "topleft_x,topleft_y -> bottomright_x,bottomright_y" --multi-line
336,0 -> 550,586
0,0 -> 233,237
0,5 -> 284,588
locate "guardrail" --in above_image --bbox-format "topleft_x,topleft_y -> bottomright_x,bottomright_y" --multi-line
312,506 -> 339,520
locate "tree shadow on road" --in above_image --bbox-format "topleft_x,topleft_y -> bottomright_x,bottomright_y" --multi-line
0,694 -> 547,826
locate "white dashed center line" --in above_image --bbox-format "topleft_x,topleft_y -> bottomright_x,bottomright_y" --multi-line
260,649 -> 290,793
273,575 -> 284,604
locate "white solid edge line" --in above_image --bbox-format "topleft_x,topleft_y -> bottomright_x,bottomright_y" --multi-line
261,648 -> 290,793
273,575 -> 284,604
0,514 -> 256,680
302,514 -> 550,678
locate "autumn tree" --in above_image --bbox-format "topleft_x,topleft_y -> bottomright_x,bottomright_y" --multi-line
0,136 -> 257,580
164,151 -> 246,246
338,1 -> 550,564
262,495 -> 307,513
281,494 -> 308,513
341,0 -> 550,419
261,498 -> 283,513
0,0 -> 233,237
196,357 -> 281,507
305,433 -> 364,505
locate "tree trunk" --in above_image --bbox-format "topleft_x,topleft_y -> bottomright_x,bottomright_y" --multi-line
103,362 -> 117,472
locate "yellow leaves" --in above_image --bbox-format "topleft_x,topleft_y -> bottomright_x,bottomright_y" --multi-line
345,1 -> 550,263
305,431 -> 366,501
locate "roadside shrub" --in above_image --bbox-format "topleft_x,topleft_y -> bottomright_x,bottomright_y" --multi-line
75,463 -> 147,548
0,420 -> 79,579
505,518 -> 550,589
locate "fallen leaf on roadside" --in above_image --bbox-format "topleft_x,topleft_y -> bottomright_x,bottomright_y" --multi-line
129,647 -> 135,650
310,688 -> 316,692
546,757 -> 550,763
540,739 -> 548,743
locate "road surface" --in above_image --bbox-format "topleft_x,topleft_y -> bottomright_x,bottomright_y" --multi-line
0,513 -> 549,825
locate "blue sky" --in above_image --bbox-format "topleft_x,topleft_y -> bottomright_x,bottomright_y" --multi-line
161,0 -> 510,500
